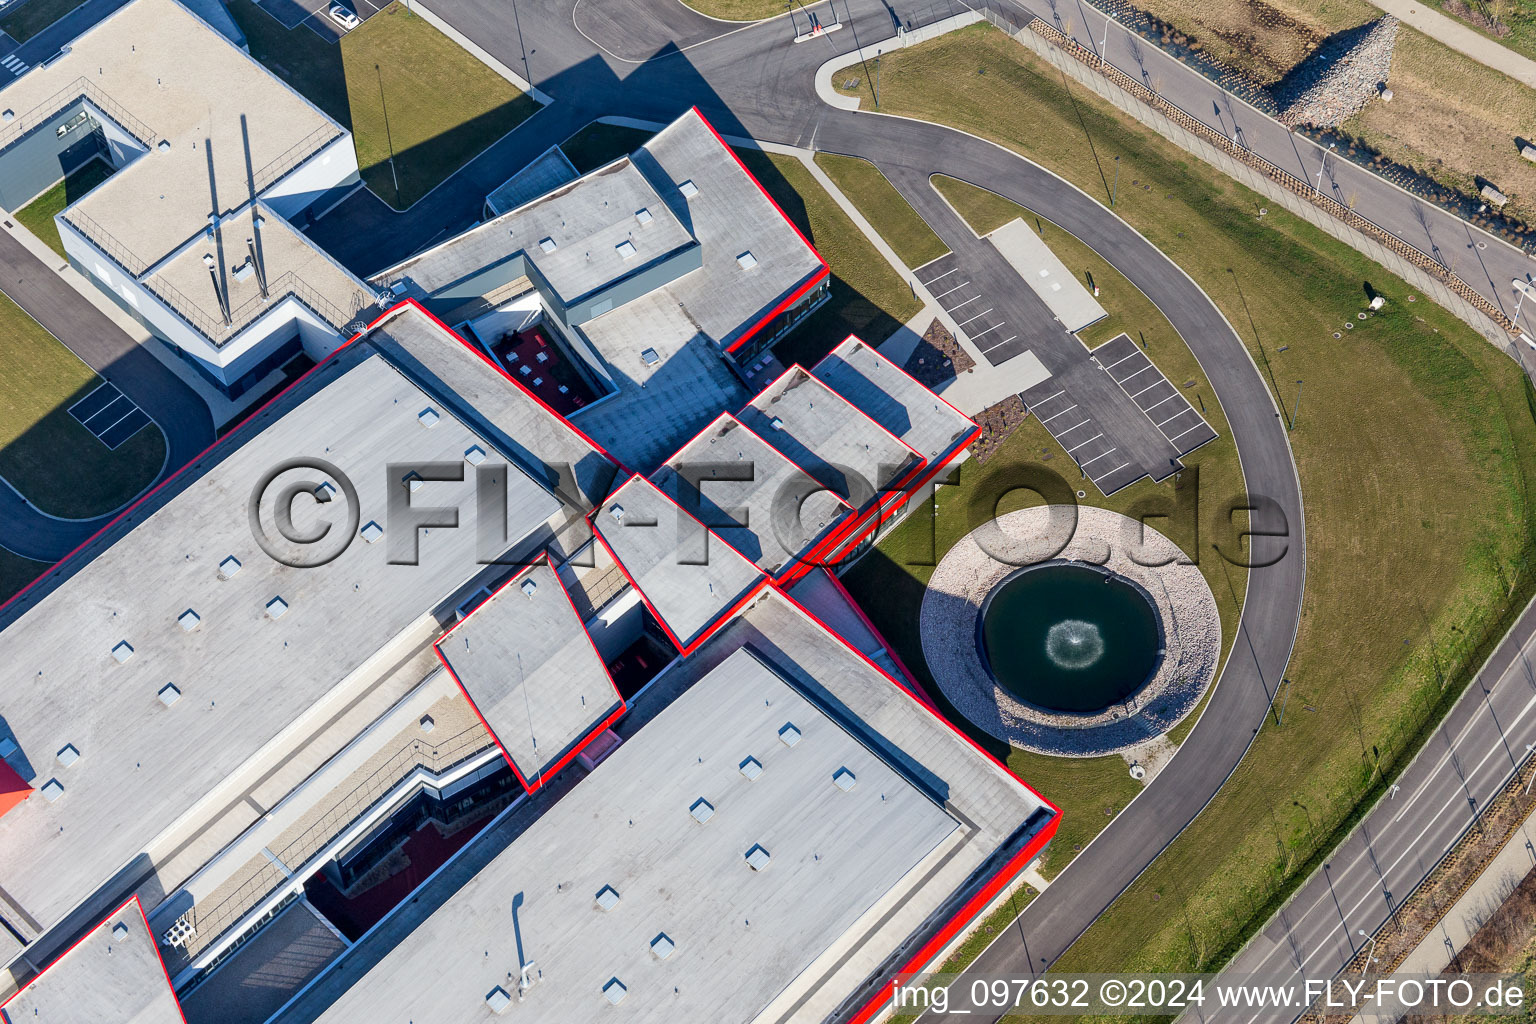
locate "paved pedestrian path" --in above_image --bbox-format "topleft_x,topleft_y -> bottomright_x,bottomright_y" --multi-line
1369,0 -> 1536,89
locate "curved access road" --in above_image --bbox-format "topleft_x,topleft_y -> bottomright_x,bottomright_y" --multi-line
0,227 -> 213,565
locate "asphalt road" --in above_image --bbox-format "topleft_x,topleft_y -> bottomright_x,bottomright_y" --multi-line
405,0 -> 1305,1003
0,228 -> 212,562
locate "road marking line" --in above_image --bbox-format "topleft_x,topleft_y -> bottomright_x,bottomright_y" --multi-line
948,294 -> 980,310
1080,447 -> 1120,468
1029,388 -> 1066,407
922,266 -> 958,284
1055,419 -> 1092,436
1143,393 -> 1181,415
955,308 -> 994,327
1101,351 -> 1141,370
1168,422 -> 1209,441
1041,404 -> 1079,423
1156,409 -> 1190,428
1118,364 -> 1155,384
1128,379 -> 1166,399
932,281 -> 969,300
1066,432 -> 1104,453
968,322 -> 1004,340
1100,461 -> 1133,478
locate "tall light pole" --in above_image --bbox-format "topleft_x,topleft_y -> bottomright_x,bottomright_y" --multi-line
1514,277 -> 1531,334
1289,380 -> 1302,431
376,64 -> 400,203
1112,155 -> 1120,206
874,49 -> 882,109
1358,928 -> 1378,970
1315,142 -> 1336,195
1099,10 -> 1116,64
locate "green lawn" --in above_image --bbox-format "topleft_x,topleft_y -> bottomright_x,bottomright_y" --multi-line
733,148 -> 921,367
0,0 -> 86,43
834,23 -> 1536,993
677,0 -> 790,19
14,159 -> 115,259
1423,0 -> 1536,62
0,292 -> 166,518
813,153 -> 949,269
226,0 -> 538,210
561,122 -> 655,176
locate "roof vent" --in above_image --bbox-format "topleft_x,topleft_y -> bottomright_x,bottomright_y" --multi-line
640,347 -> 661,367
418,407 -> 440,428
595,885 -> 621,911
266,596 -> 289,619
219,555 -> 242,579
615,240 -> 637,260
689,798 -> 715,824
0,738 -> 15,758
112,641 -> 135,664
112,922 -> 130,941
650,933 -> 675,960
56,744 -> 80,767
419,714 -> 435,733
402,470 -> 424,493
178,609 -> 200,632
736,251 -> 758,270
833,767 -> 857,792
538,236 -> 557,253
739,756 -> 763,781
159,683 -> 182,707
231,257 -> 254,283
360,521 -> 384,544
155,138 -> 170,152
486,986 -> 512,1014
520,578 -> 538,597
1,110 -> 13,123
464,445 -> 487,466
603,978 -> 628,1005
769,417 -> 784,431
608,503 -> 625,522
678,179 -> 699,198
40,779 -> 64,802
778,723 -> 801,747
744,844 -> 771,871
635,207 -> 653,225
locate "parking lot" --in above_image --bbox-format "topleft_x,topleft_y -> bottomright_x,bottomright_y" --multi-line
1092,333 -> 1218,457
914,253 -> 1028,365
257,0 -> 381,41
69,380 -> 151,450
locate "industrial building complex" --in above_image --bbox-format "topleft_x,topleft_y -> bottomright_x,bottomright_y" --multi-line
0,3 -> 1059,1020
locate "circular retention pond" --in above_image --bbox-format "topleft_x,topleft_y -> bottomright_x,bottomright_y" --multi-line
978,564 -> 1161,713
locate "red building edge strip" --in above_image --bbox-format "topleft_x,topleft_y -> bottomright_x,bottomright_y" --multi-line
0,894 -> 188,1024
770,587 -> 1062,1024
0,297 -> 624,619
432,560 -> 628,796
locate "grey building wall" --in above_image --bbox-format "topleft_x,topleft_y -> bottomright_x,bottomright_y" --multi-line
562,243 -> 703,325
0,103 -> 108,211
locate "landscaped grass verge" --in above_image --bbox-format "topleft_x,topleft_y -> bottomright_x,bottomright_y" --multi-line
14,159 -> 114,259
0,292 -> 165,518
0,548 -> 46,608
0,0 -> 86,43
814,153 -> 949,269
834,22 -> 1536,995
676,0 -> 788,20
733,148 -> 921,367
225,0 -> 537,210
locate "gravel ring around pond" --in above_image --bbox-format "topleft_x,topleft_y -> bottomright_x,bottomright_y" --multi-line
920,505 -> 1221,757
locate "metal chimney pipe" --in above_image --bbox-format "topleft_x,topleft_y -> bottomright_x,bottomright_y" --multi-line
246,236 -> 268,300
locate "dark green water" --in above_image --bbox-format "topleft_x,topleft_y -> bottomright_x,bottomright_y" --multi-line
979,564 -> 1160,713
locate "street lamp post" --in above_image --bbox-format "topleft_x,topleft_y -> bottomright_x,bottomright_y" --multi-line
376,64 -> 400,202
1099,11 -> 1115,64
1315,142 -> 1336,195
1514,277 -> 1531,335
874,49 -> 882,109
1358,928 -> 1378,970
1289,380 -> 1302,430
1112,156 -> 1120,207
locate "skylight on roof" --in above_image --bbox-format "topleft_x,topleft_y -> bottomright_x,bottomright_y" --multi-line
219,555 -> 242,579
40,779 -> 64,803
360,521 -> 384,544
678,179 -> 699,198
651,933 -> 675,959
690,797 -> 715,824
779,723 -> 801,747
595,885 -> 621,911
56,744 -> 80,767
266,596 -> 289,619
603,978 -> 628,1005
539,236 -> 557,253
417,407 -> 440,428
464,444 -> 487,466
178,609 -> 200,632
111,641 -> 135,664
520,578 -> 539,597
739,756 -> 763,781
736,251 -> 758,270
112,922 -> 129,941
159,683 -> 182,707
745,844 -> 771,871
635,207 -> 653,225
833,767 -> 858,792
486,986 -> 512,1014
608,503 -> 625,522
615,240 -> 637,259
640,347 -> 661,367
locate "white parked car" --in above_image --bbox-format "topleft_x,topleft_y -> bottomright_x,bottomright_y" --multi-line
327,4 -> 359,29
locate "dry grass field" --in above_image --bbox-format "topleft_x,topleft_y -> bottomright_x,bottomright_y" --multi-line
1129,0 -> 1536,222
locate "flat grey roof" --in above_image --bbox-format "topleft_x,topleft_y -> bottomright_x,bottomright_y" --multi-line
593,475 -> 765,651
437,562 -> 622,787
737,367 -> 922,508
988,219 -> 1107,333
650,413 -> 850,577
628,110 -> 825,350
814,336 -> 975,465
572,290 -> 748,474
310,645 -> 960,1024
0,344 -> 558,938
0,0 -> 339,274
0,901 -> 182,1024
486,144 -> 578,217
367,305 -> 616,510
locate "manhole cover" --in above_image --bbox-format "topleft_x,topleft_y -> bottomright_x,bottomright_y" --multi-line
1077,490 -> 1086,498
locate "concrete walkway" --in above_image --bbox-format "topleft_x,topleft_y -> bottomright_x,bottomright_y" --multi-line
1369,0 -> 1536,89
